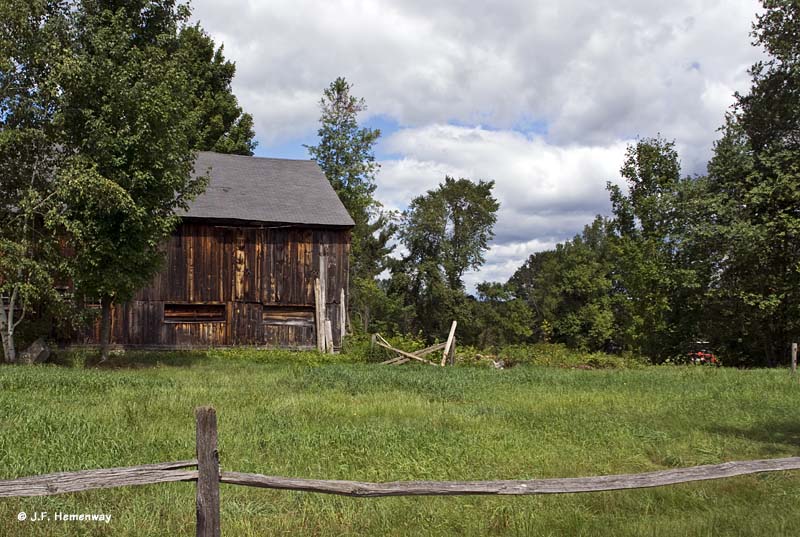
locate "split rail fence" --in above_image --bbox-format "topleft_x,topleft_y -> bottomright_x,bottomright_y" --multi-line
375,320 -> 458,366
2,407 -> 799,537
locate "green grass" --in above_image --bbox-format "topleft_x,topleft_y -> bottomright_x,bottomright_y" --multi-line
1,350 -> 799,536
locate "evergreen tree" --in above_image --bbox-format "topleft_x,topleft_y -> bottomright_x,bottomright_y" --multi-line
306,77 -> 381,228
306,77 -> 396,333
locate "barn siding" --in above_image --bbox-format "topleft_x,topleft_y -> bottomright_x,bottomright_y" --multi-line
86,221 -> 349,349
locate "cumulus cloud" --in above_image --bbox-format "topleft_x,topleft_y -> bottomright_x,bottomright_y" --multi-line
377,124 -> 628,285
192,0 -> 762,159
188,0 -> 765,285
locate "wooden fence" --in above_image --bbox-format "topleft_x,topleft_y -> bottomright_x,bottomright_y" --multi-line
2,407 -> 800,537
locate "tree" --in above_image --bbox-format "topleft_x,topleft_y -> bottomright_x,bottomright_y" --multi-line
306,77 -> 397,333
509,138 -> 703,358
177,24 -> 257,155
469,282 -> 534,348
306,77 -> 381,228
395,176 -> 499,340
402,177 -> 499,291
54,0 -> 207,360
605,137 -> 694,358
508,249 -> 558,342
349,213 -> 398,332
736,0 -> 800,153
0,0 -> 69,362
702,0 -> 800,364
510,217 -> 617,351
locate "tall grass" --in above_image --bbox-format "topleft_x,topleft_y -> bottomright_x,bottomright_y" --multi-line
0,351 -> 798,535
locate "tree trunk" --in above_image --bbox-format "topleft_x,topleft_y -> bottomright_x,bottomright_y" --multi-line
99,296 -> 112,362
1,330 -> 15,364
0,298 -> 17,364
362,305 -> 369,333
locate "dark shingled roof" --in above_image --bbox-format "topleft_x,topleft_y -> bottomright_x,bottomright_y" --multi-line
183,151 -> 354,227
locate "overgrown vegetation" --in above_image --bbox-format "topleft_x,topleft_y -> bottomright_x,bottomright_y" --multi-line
307,0 -> 800,367
1,353 -> 798,536
2,1 -> 798,368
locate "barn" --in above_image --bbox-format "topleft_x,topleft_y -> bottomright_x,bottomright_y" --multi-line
85,151 -> 353,350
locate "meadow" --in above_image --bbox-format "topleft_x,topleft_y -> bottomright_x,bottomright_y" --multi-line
0,349 -> 799,536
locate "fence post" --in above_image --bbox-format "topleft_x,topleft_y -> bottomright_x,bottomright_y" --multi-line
792,342 -> 797,376
196,407 -> 221,537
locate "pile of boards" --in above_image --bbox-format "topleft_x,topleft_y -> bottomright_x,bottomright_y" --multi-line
374,321 -> 457,367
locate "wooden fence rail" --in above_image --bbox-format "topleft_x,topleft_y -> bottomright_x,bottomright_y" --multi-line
218,457 -> 800,497
0,461 -> 197,498
1,407 -> 799,536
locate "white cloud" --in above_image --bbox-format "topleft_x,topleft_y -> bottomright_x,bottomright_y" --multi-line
191,0 -> 762,165
188,0 -> 766,285
376,124 -> 628,285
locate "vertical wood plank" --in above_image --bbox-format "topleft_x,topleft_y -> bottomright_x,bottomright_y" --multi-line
442,321 -> 457,367
195,407 -> 220,537
319,255 -> 329,352
340,288 -> 346,343
792,342 -> 798,376
319,255 -> 328,307
187,227 -> 195,302
234,230 -> 246,302
325,320 -> 334,354
314,278 -> 324,352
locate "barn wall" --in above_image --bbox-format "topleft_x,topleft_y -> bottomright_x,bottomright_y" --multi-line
84,221 -> 350,349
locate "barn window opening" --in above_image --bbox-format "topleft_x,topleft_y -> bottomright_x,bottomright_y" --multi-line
262,306 -> 314,327
164,303 -> 225,323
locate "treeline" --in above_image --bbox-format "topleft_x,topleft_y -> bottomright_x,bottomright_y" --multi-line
507,2 -> 800,366
315,1 -> 798,366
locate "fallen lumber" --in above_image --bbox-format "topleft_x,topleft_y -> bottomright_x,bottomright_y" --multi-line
415,342 -> 446,357
374,340 -> 439,366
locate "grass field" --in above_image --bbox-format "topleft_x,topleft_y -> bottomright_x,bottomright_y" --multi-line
1,350 -> 799,536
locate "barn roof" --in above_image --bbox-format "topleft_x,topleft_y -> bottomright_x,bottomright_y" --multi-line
183,151 -> 355,227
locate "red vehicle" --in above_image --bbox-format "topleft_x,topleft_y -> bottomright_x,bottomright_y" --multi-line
688,341 -> 720,366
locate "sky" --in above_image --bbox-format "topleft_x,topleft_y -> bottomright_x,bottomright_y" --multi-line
190,0 -> 764,289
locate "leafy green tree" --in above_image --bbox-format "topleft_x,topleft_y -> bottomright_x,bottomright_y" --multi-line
469,282 -> 534,348
395,176 -> 499,340
401,176 -> 499,291
0,0 -> 69,362
606,137 -> 697,358
508,249 -> 558,342
177,24 -> 256,155
700,0 -> 800,365
54,0 -> 207,360
510,217 -> 617,351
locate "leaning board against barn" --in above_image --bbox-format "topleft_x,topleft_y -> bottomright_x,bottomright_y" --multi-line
80,151 -> 353,350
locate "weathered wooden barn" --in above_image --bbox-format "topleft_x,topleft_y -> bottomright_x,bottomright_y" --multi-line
86,151 -> 353,350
